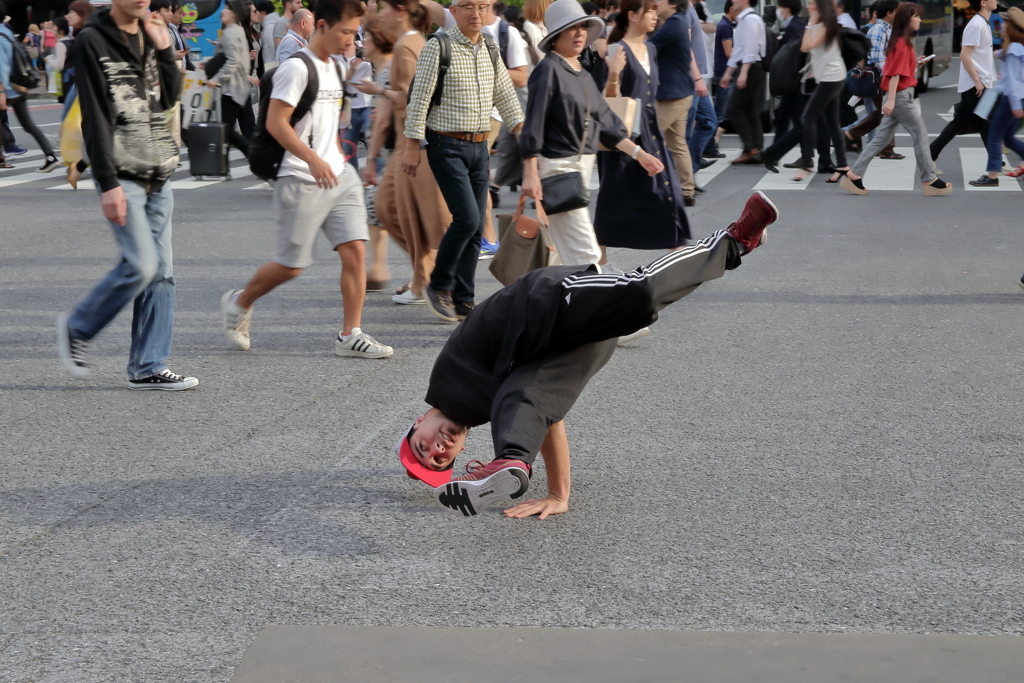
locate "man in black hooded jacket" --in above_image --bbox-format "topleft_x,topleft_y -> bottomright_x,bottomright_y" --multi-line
57,0 -> 198,391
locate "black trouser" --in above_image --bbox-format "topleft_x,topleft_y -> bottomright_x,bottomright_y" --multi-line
1,109 -> 15,147
930,87 -> 989,162
492,231 -> 743,464
220,94 -> 253,157
764,92 -> 834,168
4,95 -> 55,158
426,131 -> 490,304
797,81 -> 847,169
726,63 -> 766,152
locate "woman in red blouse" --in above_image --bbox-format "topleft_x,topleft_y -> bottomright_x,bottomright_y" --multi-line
841,2 -> 952,196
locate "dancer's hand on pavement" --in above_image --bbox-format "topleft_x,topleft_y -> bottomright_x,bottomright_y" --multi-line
308,156 -> 338,188
101,187 -> 128,226
638,150 -> 664,176
503,494 -> 568,520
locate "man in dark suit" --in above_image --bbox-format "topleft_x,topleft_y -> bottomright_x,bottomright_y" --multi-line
773,0 -> 805,139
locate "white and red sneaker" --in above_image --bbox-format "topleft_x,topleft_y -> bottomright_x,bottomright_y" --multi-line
727,191 -> 779,254
434,459 -> 531,517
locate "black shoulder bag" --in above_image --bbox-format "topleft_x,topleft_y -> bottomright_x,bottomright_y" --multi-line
540,71 -> 591,216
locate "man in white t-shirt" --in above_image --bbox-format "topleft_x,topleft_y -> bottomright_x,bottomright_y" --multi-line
221,0 -> 393,360
931,0 -> 996,164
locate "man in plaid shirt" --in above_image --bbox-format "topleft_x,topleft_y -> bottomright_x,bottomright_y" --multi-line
403,2 -> 524,323
845,0 -> 899,160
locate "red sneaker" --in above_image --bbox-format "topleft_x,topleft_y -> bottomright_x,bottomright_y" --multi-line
727,191 -> 779,254
434,459 -> 530,517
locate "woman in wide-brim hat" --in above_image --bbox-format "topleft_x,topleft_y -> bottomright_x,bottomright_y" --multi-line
519,0 -> 664,272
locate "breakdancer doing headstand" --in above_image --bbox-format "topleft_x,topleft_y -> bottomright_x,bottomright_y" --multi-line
396,192 -> 779,518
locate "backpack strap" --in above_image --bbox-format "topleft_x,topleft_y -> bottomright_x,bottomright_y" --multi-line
431,31 -> 452,109
482,32 -> 500,71
498,20 -> 509,67
291,51 -> 321,147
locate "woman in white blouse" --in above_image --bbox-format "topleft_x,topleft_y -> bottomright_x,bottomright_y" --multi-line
523,0 -> 553,69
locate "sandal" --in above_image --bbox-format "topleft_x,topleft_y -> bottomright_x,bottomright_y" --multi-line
877,152 -> 905,160
826,168 -> 849,183
0,161 -> 13,169
792,168 -> 813,182
395,283 -> 413,295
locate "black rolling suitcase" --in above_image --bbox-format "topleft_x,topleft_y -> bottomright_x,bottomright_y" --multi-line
188,92 -> 230,180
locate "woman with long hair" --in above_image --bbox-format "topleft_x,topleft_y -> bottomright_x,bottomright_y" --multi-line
356,0 -> 452,305
763,0 -> 849,181
842,1 -> 952,195
596,0 -> 688,255
206,0 -> 260,157
523,0 -> 553,69
969,8 -> 1024,186
356,14 -> 397,290
521,0 -> 663,270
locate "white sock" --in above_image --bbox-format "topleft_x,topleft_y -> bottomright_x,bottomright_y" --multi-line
343,327 -> 361,340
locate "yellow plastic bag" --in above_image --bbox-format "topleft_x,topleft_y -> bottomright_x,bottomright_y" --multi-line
60,98 -> 83,166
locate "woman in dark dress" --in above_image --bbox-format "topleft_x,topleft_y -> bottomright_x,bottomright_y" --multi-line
595,0 -> 690,253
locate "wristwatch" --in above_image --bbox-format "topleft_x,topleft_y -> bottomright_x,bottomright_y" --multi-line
631,145 -> 642,160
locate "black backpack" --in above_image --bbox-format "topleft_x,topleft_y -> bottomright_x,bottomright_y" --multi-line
249,52 -> 345,181
0,33 -> 41,92
768,39 -> 807,97
408,31 -> 501,112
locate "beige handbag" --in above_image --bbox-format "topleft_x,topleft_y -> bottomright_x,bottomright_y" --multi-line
489,196 -> 556,286
598,96 -> 640,151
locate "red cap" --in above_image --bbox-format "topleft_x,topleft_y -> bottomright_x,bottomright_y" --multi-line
396,422 -> 454,488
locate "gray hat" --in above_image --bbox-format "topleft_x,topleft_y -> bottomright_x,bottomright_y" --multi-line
538,0 -> 606,54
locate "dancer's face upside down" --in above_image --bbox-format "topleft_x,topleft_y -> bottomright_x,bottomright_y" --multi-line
407,409 -> 469,471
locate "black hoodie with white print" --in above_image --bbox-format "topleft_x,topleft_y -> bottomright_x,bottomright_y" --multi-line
73,7 -> 181,193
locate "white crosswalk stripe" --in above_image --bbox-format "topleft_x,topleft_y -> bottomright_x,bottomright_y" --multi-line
753,149 -> 815,191
695,150 -> 736,185
862,147 -> 918,191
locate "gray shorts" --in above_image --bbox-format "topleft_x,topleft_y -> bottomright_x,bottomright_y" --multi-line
273,170 -> 369,269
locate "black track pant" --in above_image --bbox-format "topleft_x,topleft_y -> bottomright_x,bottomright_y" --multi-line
492,231 -> 743,464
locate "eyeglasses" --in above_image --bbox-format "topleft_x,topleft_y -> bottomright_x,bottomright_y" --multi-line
454,3 -> 492,13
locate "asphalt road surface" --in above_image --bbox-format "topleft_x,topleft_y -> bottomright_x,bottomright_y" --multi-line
2,64 -> 1023,682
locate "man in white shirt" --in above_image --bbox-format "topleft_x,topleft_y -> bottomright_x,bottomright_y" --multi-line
836,0 -> 857,30
221,0 -> 393,360
931,0 -> 996,164
276,9 -> 314,64
719,0 -> 766,163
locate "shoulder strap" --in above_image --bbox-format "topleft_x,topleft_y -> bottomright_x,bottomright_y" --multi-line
290,51 -> 322,147
432,31 -> 452,108
578,73 -> 591,160
482,32 -> 500,71
498,20 -> 509,67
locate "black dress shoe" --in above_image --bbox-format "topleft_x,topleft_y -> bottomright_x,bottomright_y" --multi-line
694,184 -> 705,194
765,159 -> 779,173
782,160 -> 803,169
817,164 -> 837,174
684,195 -> 696,207
698,157 -> 717,170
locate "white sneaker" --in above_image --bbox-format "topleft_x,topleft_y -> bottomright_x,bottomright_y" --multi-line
221,289 -> 252,350
617,327 -> 650,346
392,289 -> 426,305
335,328 -> 394,358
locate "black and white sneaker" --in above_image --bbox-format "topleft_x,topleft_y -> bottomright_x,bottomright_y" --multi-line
37,156 -> 62,173
127,369 -> 199,391
57,313 -> 91,379
335,328 -> 394,358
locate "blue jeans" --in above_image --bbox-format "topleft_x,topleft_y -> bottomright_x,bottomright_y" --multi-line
986,95 -> 1024,173
342,106 -> 371,169
425,132 -> 489,304
686,91 -> 717,165
68,180 -> 175,379
713,77 -> 732,126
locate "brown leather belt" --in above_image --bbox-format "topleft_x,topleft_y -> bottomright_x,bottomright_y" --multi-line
429,129 -> 488,143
